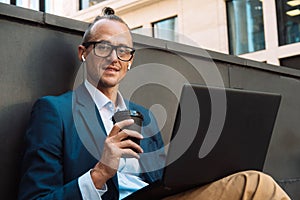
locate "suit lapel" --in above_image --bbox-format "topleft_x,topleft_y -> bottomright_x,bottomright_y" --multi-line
72,84 -> 119,197
72,84 -> 107,161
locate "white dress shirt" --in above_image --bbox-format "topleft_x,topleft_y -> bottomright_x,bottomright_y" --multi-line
78,80 -> 148,200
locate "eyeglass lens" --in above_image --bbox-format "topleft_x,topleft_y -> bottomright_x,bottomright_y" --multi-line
94,43 -> 133,61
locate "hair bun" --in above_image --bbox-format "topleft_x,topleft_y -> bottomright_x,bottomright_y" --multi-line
102,7 -> 115,15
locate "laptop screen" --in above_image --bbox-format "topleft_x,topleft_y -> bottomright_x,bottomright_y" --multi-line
163,84 -> 281,189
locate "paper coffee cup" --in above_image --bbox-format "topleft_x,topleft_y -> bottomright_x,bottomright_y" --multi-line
112,110 -> 143,145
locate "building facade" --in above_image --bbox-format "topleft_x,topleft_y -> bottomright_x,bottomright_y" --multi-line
1,0 -> 300,69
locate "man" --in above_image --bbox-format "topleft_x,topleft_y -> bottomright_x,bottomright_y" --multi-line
18,7 -> 290,200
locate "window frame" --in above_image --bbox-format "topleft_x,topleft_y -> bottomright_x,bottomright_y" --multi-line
226,0 -> 266,55
275,0 -> 300,46
151,16 -> 178,42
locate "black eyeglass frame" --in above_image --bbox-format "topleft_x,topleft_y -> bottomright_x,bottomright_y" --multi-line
82,41 -> 135,62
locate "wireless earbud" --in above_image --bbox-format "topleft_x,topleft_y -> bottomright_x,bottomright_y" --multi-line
127,62 -> 131,70
81,55 -> 86,62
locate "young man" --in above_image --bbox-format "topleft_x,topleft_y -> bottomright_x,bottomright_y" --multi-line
18,7 -> 290,200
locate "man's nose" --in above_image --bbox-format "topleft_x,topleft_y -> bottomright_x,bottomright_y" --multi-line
107,49 -> 118,61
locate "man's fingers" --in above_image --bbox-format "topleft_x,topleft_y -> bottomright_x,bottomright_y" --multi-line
115,129 -> 143,141
109,119 -> 134,137
119,139 -> 144,154
121,148 -> 142,159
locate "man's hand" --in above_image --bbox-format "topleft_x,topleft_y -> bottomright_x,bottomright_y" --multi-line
91,119 -> 143,189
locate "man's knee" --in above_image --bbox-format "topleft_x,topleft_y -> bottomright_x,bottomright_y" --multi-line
163,171 -> 290,200
237,170 -> 275,184
229,170 -> 290,199
226,170 -> 277,191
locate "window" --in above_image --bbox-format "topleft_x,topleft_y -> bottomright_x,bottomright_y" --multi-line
45,0 -> 52,13
280,55 -> 300,70
2,0 -> 46,12
131,26 -> 143,34
276,0 -> 300,46
16,0 -> 40,11
131,26 -> 153,37
0,0 -> 10,4
226,0 -> 265,55
79,0 -> 105,10
152,16 -> 178,42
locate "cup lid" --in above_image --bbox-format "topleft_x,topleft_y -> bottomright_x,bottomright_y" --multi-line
129,110 -> 143,119
114,110 -> 143,120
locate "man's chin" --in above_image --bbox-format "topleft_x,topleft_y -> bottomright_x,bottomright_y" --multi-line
97,80 -> 119,89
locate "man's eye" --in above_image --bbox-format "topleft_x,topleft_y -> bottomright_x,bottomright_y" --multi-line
97,44 -> 111,51
118,47 -> 130,54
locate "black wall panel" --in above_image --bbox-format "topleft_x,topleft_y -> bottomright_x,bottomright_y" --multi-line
0,4 -> 84,199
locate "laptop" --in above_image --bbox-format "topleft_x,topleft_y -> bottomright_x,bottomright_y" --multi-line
124,84 -> 281,200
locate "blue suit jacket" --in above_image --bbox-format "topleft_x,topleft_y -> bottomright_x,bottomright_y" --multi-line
18,84 -> 165,200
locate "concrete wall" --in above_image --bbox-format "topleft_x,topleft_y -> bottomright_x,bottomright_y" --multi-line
0,3 -> 87,199
1,3 -> 299,199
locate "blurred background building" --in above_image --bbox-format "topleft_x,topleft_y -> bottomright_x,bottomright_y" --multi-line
1,0 -> 300,69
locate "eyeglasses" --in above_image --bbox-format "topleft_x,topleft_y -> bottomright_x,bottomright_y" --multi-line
82,41 -> 135,62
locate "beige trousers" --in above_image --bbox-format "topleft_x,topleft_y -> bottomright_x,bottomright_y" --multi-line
163,171 -> 290,200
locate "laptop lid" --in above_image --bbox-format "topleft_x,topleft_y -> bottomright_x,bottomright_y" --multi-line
162,84 -> 281,190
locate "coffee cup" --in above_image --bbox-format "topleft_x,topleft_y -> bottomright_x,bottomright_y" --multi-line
112,110 -> 144,146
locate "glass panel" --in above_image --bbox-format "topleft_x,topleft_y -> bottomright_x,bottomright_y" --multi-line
80,0 -> 89,9
131,26 -> 152,37
280,55 -> 300,69
227,0 -> 265,55
153,17 -> 178,42
16,0 -> 24,7
276,0 -> 300,46
16,0 -> 39,11
80,0 -> 105,10
89,0 -> 103,6
0,0 -> 10,4
45,0 -> 51,13
30,0 -> 39,10
131,26 -> 144,34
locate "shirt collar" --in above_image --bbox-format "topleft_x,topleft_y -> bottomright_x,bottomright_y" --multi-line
84,80 -> 127,112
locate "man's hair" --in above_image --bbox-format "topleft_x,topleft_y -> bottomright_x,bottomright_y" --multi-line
81,7 -> 130,45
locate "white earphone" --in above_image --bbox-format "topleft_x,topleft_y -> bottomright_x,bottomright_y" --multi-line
127,62 -> 131,70
81,55 -> 86,62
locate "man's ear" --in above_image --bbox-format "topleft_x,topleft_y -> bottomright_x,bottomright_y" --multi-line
78,45 -> 85,62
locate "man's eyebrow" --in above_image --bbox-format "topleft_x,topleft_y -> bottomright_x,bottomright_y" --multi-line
92,39 -> 132,48
94,40 -> 110,44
